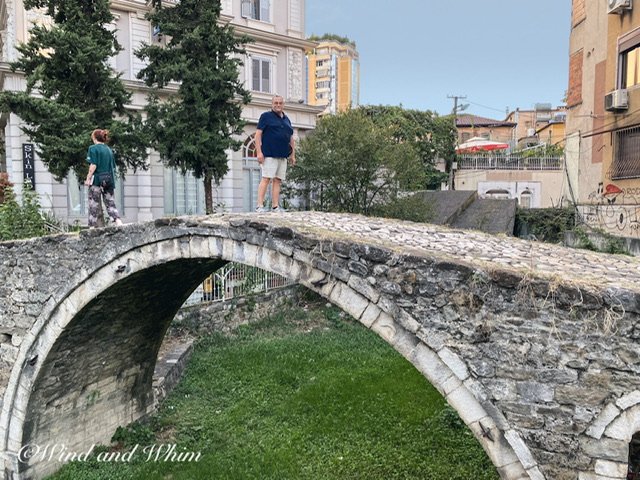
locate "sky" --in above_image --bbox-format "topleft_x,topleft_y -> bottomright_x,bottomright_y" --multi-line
305,0 -> 571,118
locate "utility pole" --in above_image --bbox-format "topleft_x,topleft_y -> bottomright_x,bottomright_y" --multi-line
447,94 -> 466,190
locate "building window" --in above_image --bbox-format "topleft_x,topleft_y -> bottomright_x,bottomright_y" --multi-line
484,189 -> 511,200
622,45 -> 640,88
242,135 -> 261,211
241,0 -> 270,22
163,168 -> 205,215
251,57 -> 271,93
618,30 -> 640,89
520,189 -> 532,209
68,172 -> 124,218
613,125 -> 640,180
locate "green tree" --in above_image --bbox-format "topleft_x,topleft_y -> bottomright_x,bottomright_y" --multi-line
289,109 -> 425,215
360,105 -> 454,189
137,0 -> 251,214
0,0 -> 148,181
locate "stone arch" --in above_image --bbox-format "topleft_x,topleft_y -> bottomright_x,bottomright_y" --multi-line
584,392 -> 640,477
1,233 -> 534,479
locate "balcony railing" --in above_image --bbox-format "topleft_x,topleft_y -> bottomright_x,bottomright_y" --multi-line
183,262 -> 294,306
456,154 -> 563,171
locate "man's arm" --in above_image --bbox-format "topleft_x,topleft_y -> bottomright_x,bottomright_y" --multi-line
289,136 -> 296,165
255,129 -> 264,164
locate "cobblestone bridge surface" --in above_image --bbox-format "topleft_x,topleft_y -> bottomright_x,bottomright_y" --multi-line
2,211 -> 640,480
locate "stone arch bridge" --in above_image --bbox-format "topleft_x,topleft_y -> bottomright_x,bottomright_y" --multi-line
1,212 -> 640,480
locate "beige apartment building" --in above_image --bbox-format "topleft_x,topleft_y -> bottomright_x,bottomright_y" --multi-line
454,113 -> 566,208
505,105 -> 567,148
0,0 -> 321,224
566,0 -> 640,238
306,37 -> 359,114
455,114 -> 516,145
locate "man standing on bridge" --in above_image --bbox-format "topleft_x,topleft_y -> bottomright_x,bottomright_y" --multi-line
254,95 -> 295,213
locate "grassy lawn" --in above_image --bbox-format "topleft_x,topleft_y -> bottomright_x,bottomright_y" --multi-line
49,300 -> 499,480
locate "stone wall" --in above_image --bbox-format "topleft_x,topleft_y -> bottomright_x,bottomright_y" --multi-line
172,286 -> 301,336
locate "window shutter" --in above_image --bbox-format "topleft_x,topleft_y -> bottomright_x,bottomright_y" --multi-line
252,58 -> 261,90
567,49 -> 583,107
241,0 -> 252,18
261,59 -> 270,92
260,0 -> 270,22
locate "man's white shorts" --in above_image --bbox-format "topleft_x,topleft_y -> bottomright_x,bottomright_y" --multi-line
261,157 -> 288,181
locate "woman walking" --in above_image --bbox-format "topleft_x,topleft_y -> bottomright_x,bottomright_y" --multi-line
84,129 -> 123,227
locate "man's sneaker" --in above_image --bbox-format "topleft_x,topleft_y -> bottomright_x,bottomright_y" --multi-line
255,206 -> 266,213
272,206 -> 286,213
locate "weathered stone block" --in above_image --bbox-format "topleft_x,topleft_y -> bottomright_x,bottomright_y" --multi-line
586,403 -> 621,439
391,328 -> 419,360
516,381 -> 555,403
616,390 -> 640,411
347,275 -> 380,303
594,459 -> 627,477
504,429 -> 538,470
484,378 -> 518,402
359,303 -> 381,328
580,437 -> 628,463
468,416 -> 520,468
329,283 -> 369,321
370,312 -> 397,344
604,406 -> 640,441
556,386 -> 609,407
410,343 -> 452,395
438,347 -> 470,381
447,384 -> 489,425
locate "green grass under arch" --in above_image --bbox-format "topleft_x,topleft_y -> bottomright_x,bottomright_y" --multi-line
49,301 -> 499,480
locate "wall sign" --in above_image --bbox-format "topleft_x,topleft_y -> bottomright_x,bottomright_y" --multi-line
22,143 -> 35,190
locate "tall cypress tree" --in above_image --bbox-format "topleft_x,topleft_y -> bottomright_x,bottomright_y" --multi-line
0,0 -> 148,180
137,0 -> 251,214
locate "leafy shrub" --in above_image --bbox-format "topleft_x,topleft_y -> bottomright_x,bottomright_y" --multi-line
111,421 -> 155,448
514,207 -> 575,243
0,173 -> 10,204
372,194 -> 435,223
0,182 -> 48,240
572,226 -> 630,255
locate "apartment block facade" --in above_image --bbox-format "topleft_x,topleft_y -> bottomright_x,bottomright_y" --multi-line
0,0 -> 320,224
306,38 -> 359,114
505,106 -> 567,149
566,0 -> 640,238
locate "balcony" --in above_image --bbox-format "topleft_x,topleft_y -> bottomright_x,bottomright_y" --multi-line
456,154 -> 563,171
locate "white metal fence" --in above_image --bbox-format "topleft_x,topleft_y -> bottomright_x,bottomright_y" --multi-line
457,154 -> 563,171
183,262 -> 295,306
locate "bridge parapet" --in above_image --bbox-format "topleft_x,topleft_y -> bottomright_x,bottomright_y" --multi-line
1,212 -> 640,479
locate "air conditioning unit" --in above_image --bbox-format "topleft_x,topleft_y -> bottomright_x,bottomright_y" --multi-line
605,89 -> 629,111
608,0 -> 632,14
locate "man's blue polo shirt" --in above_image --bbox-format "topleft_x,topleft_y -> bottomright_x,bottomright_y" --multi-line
257,110 -> 293,158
